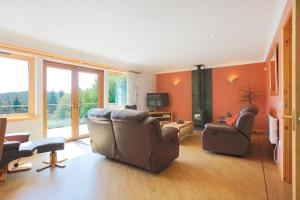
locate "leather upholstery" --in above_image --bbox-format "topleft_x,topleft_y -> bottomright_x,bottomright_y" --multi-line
124,105 -> 137,110
0,129 -> 65,168
239,104 -> 259,115
0,141 -> 21,168
111,109 -> 149,123
87,108 -> 116,159
0,118 -> 32,168
88,108 -> 112,120
202,104 -> 259,156
5,132 -> 31,143
35,137 -> 65,153
0,118 -> 6,159
235,111 -> 256,139
88,108 -> 179,172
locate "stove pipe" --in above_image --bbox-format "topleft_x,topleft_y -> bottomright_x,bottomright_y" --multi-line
195,64 -> 205,110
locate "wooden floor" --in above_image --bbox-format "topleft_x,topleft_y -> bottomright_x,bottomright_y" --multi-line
0,131 -> 291,200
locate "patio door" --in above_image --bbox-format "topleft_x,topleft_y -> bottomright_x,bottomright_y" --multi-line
43,61 -> 104,141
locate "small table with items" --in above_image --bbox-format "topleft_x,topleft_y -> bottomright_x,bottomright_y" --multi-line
163,121 -> 193,141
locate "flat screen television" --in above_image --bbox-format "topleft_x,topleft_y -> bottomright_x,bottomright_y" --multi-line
147,93 -> 169,107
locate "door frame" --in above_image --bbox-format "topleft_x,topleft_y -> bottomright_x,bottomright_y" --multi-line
43,60 -> 104,141
282,12 -> 293,184
292,0 -> 300,198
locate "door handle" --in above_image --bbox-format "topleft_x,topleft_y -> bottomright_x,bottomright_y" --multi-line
282,115 -> 293,119
72,104 -> 78,111
282,110 -> 297,130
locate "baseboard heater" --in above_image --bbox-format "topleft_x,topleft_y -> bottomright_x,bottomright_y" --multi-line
268,114 -> 279,163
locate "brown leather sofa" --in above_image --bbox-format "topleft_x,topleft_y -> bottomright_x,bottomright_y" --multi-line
87,108 -> 179,172
202,104 -> 259,156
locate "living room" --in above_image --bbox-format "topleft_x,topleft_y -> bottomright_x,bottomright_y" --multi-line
1,0 -> 300,200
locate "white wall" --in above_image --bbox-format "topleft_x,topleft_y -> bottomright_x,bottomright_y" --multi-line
5,57 -> 156,141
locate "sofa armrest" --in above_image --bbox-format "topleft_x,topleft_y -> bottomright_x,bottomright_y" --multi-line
5,132 -> 31,143
3,141 -> 21,150
204,123 -> 237,134
161,127 -> 178,140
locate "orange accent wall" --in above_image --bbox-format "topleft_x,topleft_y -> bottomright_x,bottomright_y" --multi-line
156,71 -> 192,120
212,62 -> 267,131
156,63 -> 268,131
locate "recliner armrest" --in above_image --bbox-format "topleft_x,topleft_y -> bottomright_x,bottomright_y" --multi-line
3,141 -> 21,150
161,127 -> 178,140
204,123 -> 237,134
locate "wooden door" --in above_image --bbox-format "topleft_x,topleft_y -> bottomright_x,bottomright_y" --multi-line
282,13 -> 293,184
292,1 -> 300,198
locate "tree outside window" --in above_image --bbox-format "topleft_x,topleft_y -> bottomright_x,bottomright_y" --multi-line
108,73 -> 128,109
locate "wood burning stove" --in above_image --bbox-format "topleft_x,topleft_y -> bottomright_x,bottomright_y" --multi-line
192,65 -> 212,130
193,110 -> 206,128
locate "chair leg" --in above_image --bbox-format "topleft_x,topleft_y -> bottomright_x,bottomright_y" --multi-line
57,158 -> 68,163
36,151 -> 67,172
54,164 -> 66,168
0,166 -> 8,182
36,165 -> 51,172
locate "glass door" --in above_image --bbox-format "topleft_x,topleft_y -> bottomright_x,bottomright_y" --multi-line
45,67 -> 73,139
44,61 -> 104,141
78,71 -> 99,137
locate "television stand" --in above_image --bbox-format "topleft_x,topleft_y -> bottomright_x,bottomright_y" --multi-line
149,111 -> 173,126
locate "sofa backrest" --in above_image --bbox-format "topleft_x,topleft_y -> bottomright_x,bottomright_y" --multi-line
239,104 -> 259,115
87,108 -> 117,158
235,111 -> 256,139
124,105 -> 137,110
111,109 -> 161,170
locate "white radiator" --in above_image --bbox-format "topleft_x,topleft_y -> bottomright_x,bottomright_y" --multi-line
268,114 -> 278,144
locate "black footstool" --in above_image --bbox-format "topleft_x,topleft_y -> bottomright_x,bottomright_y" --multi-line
34,137 -> 67,172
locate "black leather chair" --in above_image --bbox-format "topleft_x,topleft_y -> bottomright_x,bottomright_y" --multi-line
202,104 -> 259,156
0,118 -> 66,180
0,118 -> 34,181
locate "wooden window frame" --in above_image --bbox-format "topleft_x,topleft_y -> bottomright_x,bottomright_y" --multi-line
43,60 -> 104,140
269,44 -> 279,96
0,52 -> 35,121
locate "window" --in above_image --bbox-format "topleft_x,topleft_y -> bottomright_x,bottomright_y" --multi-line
108,72 -> 128,109
0,53 -> 35,119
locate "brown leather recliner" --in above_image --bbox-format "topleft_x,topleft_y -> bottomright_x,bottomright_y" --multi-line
202,104 -> 259,156
87,109 -> 179,172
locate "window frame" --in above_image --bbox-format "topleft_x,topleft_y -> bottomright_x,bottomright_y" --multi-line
0,52 -> 35,121
107,71 -> 128,109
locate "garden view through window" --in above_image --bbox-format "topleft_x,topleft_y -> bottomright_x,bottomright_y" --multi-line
0,56 -> 30,116
46,67 -> 99,139
108,73 -> 128,109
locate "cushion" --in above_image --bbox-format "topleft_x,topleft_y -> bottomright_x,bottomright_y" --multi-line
19,142 -> 36,157
225,114 -> 238,126
88,108 -> 112,120
124,105 -> 137,110
35,137 -> 65,153
111,109 -> 149,123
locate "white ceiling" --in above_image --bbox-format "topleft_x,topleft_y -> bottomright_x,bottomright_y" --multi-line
0,0 -> 287,73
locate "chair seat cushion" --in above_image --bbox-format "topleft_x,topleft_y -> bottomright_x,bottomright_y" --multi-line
35,137 -> 65,153
19,142 -> 36,157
